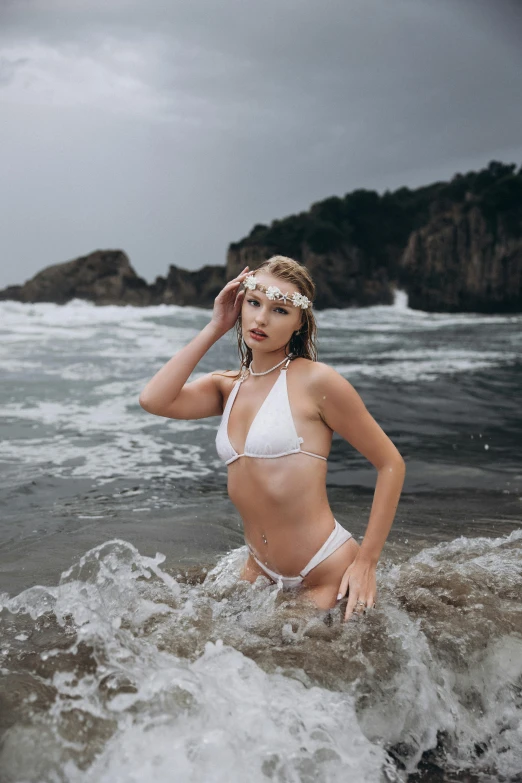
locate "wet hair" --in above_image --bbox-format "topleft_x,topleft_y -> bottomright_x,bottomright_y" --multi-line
213,255 -> 318,381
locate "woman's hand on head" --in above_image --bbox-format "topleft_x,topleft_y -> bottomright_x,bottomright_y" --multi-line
210,266 -> 250,334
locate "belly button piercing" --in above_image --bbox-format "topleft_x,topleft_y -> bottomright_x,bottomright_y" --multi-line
262,533 -> 268,545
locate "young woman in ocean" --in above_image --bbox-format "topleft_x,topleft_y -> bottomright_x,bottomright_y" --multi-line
139,255 -> 405,621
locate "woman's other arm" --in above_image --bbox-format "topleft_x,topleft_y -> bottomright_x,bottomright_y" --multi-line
311,363 -> 405,621
311,362 -> 406,565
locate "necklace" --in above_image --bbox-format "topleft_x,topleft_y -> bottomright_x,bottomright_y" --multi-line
248,353 -> 292,376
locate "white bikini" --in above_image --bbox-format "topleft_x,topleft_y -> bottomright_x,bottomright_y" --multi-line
215,356 -> 353,588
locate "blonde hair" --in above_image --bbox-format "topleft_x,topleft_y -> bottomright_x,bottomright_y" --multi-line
214,255 -> 318,380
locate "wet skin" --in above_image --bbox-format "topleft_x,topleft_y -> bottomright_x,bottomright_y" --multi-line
239,535 -> 360,610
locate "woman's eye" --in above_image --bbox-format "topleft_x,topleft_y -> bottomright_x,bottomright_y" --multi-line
247,299 -> 287,314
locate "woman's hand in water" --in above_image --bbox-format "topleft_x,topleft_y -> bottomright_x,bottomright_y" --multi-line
210,266 -> 251,335
337,553 -> 377,622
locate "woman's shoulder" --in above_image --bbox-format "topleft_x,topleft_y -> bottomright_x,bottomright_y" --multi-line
292,358 -> 350,391
292,357 -> 333,380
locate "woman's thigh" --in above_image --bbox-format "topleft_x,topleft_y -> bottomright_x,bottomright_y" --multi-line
299,536 -> 360,610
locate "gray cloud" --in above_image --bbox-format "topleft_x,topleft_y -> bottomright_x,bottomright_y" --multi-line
0,55 -> 29,85
0,0 -> 521,288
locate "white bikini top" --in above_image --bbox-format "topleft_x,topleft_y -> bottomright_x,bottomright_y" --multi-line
215,356 -> 328,466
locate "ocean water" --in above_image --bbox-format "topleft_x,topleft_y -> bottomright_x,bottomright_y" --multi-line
0,293 -> 521,782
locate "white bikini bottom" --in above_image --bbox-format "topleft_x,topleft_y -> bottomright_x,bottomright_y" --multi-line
247,518 -> 353,589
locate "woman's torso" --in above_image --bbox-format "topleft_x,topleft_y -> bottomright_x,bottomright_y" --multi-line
215,358 -> 336,575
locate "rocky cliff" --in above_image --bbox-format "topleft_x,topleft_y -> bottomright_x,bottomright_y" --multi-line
226,160 -> 522,313
400,204 -> 522,313
1,160 -> 520,312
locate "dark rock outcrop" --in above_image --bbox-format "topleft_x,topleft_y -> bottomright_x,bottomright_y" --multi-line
226,160 -> 522,312
1,161 -> 521,312
0,249 -> 227,308
400,204 -> 522,313
156,264 -> 227,306
0,250 -> 153,306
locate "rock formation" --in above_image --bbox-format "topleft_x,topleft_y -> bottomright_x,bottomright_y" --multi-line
0,250 -> 153,306
0,249 -> 227,308
1,160 -> 520,312
226,160 -> 522,313
400,204 -> 522,313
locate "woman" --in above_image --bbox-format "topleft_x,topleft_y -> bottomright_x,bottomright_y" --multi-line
139,255 -> 405,621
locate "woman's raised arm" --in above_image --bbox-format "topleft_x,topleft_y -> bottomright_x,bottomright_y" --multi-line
138,266 -> 250,419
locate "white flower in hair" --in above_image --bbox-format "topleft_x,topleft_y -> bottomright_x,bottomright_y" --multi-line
291,291 -> 310,309
265,285 -> 280,300
243,275 -> 257,290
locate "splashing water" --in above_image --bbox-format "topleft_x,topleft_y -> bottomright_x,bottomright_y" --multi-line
1,529 -> 521,782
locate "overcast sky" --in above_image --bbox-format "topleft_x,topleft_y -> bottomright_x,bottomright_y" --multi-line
0,0 -> 521,289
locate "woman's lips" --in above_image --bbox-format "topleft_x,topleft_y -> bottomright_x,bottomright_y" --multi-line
250,329 -> 267,340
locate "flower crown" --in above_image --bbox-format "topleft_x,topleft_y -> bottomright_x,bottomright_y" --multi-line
242,274 -> 311,309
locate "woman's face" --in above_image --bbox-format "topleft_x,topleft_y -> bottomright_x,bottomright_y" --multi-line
241,272 -> 303,353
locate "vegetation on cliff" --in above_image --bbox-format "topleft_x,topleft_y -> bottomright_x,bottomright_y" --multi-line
232,161 -> 522,261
